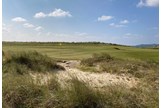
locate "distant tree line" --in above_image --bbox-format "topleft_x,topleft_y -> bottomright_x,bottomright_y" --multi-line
2,41 -> 129,46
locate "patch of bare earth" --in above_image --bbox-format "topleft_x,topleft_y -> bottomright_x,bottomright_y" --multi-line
30,60 -> 139,88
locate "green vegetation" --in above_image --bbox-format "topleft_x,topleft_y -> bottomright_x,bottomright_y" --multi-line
80,53 -> 158,81
3,42 -> 159,62
2,42 -> 159,108
3,51 -> 64,75
3,75 -> 48,108
3,73 -> 158,108
81,53 -> 113,66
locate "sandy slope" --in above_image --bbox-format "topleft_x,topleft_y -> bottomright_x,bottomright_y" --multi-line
30,60 -> 139,88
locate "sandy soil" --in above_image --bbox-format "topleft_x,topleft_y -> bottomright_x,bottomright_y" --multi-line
30,60 -> 139,88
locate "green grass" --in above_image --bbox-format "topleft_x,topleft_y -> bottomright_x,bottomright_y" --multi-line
80,53 -> 158,80
3,51 -> 64,75
3,74 -> 158,108
81,53 -> 113,66
3,42 -> 159,62
3,75 -> 49,108
2,42 -> 159,108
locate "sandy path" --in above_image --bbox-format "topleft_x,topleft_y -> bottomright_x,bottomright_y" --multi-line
30,60 -> 139,88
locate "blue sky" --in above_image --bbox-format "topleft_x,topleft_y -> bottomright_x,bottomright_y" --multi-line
2,0 -> 159,45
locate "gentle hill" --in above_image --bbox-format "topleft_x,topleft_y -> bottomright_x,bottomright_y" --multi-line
135,44 -> 159,48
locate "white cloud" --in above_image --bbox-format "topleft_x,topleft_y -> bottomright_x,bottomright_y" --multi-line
120,20 -> 129,24
34,12 -> 46,18
98,15 -> 113,21
48,9 -> 72,17
109,23 -> 126,28
35,26 -> 43,31
11,17 -> 27,22
33,9 -> 72,18
137,0 -> 159,7
23,23 -> 35,28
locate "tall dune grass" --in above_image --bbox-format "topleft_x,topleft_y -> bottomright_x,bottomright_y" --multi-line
3,51 -> 64,75
3,51 -> 158,108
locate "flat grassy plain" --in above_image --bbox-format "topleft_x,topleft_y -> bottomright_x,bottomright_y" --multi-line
2,42 -> 159,62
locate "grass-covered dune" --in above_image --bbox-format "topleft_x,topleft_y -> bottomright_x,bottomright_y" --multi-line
3,51 -> 158,108
3,51 -> 65,75
2,42 -> 159,108
3,42 -> 159,62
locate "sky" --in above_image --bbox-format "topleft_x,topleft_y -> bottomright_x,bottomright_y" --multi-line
2,0 -> 159,45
